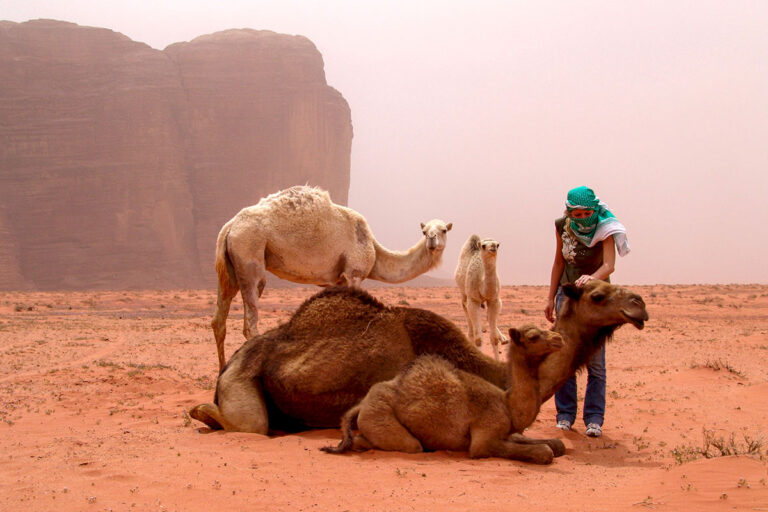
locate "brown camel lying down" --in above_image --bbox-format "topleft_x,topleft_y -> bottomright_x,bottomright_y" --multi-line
189,281 -> 647,436
322,326 -> 565,464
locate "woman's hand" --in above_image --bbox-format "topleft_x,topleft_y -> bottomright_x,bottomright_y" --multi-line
544,299 -> 556,323
575,274 -> 594,287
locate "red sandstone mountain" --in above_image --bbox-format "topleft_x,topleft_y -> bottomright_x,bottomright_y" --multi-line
0,19 -> 352,290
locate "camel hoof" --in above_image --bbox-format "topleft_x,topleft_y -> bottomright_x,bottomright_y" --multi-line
547,438 -> 566,457
493,333 -> 509,345
534,445 -> 555,465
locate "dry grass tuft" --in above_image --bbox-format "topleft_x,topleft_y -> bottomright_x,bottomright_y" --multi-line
690,359 -> 746,378
672,427 -> 764,464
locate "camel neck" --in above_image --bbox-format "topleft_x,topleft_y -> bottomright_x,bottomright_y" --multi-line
505,351 -> 541,432
368,238 -> 440,283
537,320 -> 613,402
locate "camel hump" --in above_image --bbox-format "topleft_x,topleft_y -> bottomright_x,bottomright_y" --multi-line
460,234 -> 482,256
401,354 -> 459,379
289,286 -> 390,327
258,185 -> 332,212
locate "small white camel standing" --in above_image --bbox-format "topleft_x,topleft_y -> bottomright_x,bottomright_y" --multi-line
454,234 -> 507,360
212,185 -> 452,369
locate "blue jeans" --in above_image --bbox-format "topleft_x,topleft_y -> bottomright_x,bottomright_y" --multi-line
553,287 -> 606,427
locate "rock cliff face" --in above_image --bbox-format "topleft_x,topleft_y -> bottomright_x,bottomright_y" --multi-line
0,20 -> 352,290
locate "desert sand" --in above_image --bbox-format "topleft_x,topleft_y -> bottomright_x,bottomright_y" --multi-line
1,284 -> 766,511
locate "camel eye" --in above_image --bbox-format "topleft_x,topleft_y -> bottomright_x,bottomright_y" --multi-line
591,293 -> 606,303
441,228 -> 447,234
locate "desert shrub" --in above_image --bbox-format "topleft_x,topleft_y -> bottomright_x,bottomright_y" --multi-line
690,359 -> 746,378
672,428 -> 765,464
702,429 -> 764,459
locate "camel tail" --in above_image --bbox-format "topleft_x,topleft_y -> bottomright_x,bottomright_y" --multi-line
320,404 -> 361,454
212,219 -> 239,370
215,220 -> 238,296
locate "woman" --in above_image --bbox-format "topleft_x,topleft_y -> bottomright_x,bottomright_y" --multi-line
544,186 -> 630,437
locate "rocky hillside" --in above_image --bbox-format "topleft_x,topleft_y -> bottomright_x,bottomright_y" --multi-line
0,20 -> 352,290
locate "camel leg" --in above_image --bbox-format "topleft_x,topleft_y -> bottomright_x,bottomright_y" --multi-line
212,284 -> 238,370
470,436 -> 554,464
467,299 -> 485,349
339,270 -> 364,288
357,383 -> 423,453
190,365 -> 268,434
460,294 -> 475,341
508,433 -> 566,457
486,298 -> 506,360
235,260 -> 267,340
467,411 -> 554,463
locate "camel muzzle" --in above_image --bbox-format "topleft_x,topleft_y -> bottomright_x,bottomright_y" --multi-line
425,239 -> 444,251
621,307 -> 648,330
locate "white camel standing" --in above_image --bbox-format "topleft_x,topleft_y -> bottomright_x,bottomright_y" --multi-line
454,234 -> 507,360
212,185 -> 452,369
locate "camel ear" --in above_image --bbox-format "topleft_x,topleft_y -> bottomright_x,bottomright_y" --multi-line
508,328 -> 522,346
562,283 -> 583,301
420,222 -> 426,231
446,223 -> 452,231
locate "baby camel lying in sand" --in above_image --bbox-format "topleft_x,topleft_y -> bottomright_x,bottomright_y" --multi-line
322,325 -> 565,464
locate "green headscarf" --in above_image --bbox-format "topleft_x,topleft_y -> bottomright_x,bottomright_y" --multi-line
565,186 -> 616,246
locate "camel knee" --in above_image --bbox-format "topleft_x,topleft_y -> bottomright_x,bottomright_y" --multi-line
191,402 -> 268,434
227,412 -> 268,434
257,277 -> 266,297
189,403 -> 225,430
241,288 -> 263,340
352,434 -> 374,452
215,373 -> 269,434
468,434 -> 496,459
363,425 -> 423,453
357,394 -> 423,453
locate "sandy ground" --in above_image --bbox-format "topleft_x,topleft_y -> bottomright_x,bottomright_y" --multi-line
1,284 -> 767,511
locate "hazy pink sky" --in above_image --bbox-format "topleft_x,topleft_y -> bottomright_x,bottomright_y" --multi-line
3,1 -> 767,284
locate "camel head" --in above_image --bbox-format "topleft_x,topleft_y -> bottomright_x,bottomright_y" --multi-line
420,219 -> 452,253
560,280 -> 648,331
480,238 -> 500,259
508,325 -> 564,363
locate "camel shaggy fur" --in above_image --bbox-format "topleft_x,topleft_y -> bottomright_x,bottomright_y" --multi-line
189,280 -> 647,437
321,326 -> 565,464
212,185 -> 452,369
455,234 -> 506,359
